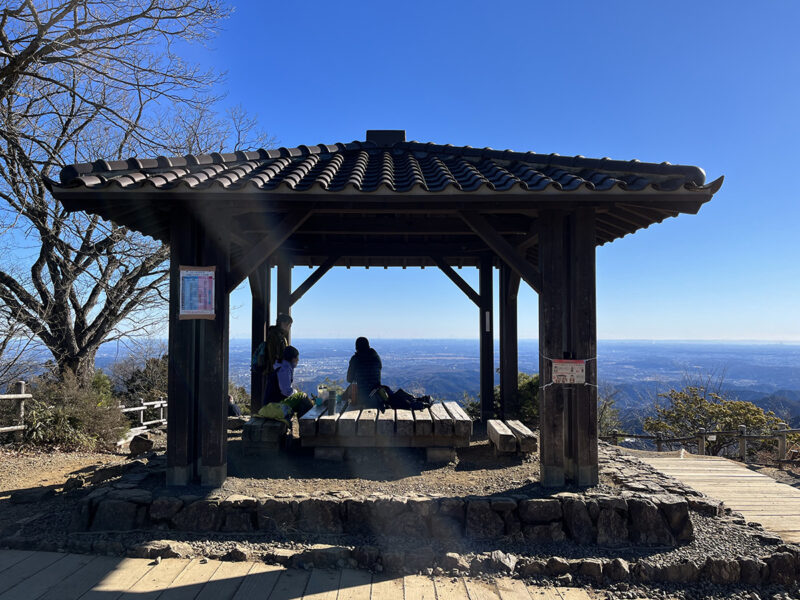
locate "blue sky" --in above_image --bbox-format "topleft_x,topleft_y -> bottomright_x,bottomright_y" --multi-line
195,1 -> 800,341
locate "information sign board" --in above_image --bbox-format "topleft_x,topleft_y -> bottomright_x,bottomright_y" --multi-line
551,359 -> 586,384
179,266 -> 216,319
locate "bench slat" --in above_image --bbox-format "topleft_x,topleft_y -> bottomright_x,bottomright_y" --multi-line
317,400 -> 349,436
337,409 -> 361,436
429,403 -> 454,436
377,409 -> 396,435
442,401 -> 472,438
357,408 -> 378,436
488,419 -> 517,453
413,408 -> 433,436
395,409 -> 414,437
505,419 -> 537,452
299,403 -> 327,437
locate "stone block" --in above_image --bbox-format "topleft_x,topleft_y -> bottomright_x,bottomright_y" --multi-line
519,498 -> 561,523
596,506 -> 628,547
561,497 -> 595,544
150,496 -> 183,521
627,498 -> 675,546
655,495 -> 693,542
257,498 -> 295,532
604,558 -> 630,582
522,522 -> 566,542
297,498 -> 343,534
465,499 -> 505,539
91,499 -> 137,531
171,500 -> 222,532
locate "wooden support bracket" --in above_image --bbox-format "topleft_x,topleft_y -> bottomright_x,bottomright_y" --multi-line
430,255 -> 480,306
290,255 -> 340,306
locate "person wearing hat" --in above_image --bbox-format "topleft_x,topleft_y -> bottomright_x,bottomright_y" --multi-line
266,313 -> 293,374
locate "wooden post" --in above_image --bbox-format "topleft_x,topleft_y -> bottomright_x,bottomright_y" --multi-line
697,428 -> 706,456
656,433 -> 663,453
777,422 -> 788,461
249,262 -> 270,412
197,207 -> 230,487
479,254 -> 494,421
167,211 -> 199,486
277,255 -> 292,343
738,424 -> 747,461
13,381 -> 24,442
538,209 -> 598,487
499,264 -> 520,419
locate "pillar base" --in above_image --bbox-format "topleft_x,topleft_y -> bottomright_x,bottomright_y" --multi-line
199,463 -> 227,488
166,465 -> 192,487
540,466 -> 565,488
576,466 -> 599,487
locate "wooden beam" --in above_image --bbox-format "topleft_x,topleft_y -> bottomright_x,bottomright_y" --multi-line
289,255 -> 339,306
459,211 -> 542,293
499,264 -> 520,419
479,253 -> 494,422
227,210 -> 311,292
248,262 -> 270,413
277,255 -> 291,343
430,255 -> 480,306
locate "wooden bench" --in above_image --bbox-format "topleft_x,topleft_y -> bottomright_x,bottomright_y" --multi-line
488,419 -> 538,455
300,400 -> 472,462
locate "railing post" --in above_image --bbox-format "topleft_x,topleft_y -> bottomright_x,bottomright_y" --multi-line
656,433 -> 663,453
777,422 -> 788,463
738,424 -> 747,462
139,398 -> 145,427
697,428 -> 706,456
13,381 -> 25,443
611,429 -> 619,446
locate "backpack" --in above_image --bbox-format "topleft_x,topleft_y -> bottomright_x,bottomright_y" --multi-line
251,341 -> 267,370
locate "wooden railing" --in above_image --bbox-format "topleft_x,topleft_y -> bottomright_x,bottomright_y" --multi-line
0,381 -> 29,440
601,423 -> 800,462
119,397 -> 167,430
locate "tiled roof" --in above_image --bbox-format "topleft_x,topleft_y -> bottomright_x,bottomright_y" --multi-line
53,139 -> 722,196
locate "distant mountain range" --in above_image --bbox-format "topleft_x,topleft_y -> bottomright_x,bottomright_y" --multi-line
95,339 -> 800,429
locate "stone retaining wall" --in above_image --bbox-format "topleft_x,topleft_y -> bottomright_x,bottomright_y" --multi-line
70,485 -> 696,547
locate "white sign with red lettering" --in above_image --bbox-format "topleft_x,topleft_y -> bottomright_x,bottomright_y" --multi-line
551,359 -> 586,384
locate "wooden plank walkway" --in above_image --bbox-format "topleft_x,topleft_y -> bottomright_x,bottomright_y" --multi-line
0,551 -> 599,600
640,454 -> 800,542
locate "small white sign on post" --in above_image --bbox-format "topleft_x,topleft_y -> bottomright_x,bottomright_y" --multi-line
179,266 -> 216,320
551,359 -> 586,384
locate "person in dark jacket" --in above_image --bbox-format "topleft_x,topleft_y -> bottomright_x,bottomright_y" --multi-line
346,337 -> 383,406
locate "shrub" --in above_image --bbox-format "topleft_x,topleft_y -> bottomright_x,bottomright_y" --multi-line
24,370 -> 128,451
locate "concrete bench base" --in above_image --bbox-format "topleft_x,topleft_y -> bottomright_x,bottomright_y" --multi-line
242,418 -> 287,455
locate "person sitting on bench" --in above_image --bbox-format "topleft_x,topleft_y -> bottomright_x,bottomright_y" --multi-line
345,337 -> 385,408
258,345 -> 311,425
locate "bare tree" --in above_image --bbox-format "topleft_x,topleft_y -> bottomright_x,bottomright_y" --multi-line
0,302 -> 39,391
0,1 -> 271,383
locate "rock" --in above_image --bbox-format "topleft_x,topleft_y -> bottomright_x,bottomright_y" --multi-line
438,498 -> 465,520
522,522 -> 566,542
129,434 -> 154,456
465,500 -> 505,539
380,550 -> 405,574
297,498 -> 342,534
441,552 -> 470,572
222,494 -> 257,509
257,499 -> 295,533
489,497 -> 517,512
91,499 -> 138,531
687,497 -> 723,516
150,496 -> 183,521
490,550 -> 517,573
353,545 -> 379,569
429,516 -> 463,540
705,558 -> 741,584
517,558 -> 547,577
561,497 -> 595,544
738,557 -> 767,585
627,498 -> 675,546
660,559 -> 701,583
546,557 -> 572,576
224,545 -> 249,561
129,539 -> 193,559
656,495 -> 693,542
10,487 -> 55,504
221,510 -> 254,532
90,463 -> 131,485
108,488 -> 152,504
63,477 -> 84,492
604,558 -> 630,582
470,554 -> 492,575
555,574 -> 573,586
766,552 -> 796,585
172,500 -> 221,532
579,559 -> 604,583
309,545 -> 350,568
269,547 -> 300,566
597,506 -> 628,547
518,499 -> 561,523
227,416 -> 247,430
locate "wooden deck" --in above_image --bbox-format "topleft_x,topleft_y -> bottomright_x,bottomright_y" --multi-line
640,454 -> 800,542
0,551 -> 599,600
299,401 -> 472,448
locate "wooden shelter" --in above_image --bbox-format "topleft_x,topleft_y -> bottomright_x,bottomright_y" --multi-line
47,130 -> 722,487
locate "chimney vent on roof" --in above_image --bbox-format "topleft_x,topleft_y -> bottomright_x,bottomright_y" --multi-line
366,130 -> 406,146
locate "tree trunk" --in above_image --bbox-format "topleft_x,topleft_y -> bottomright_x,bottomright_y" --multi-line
58,351 -> 98,386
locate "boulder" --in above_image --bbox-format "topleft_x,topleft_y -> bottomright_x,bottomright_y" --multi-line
150,496 -> 184,521
656,495 -> 693,542
224,545 -> 250,562
257,499 -> 295,533
129,539 -> 193,559
604,558 -> 630,582
172,500 -> 221,532
561,497 -> 595,544
490,550 -> 517,573
517,558 -> 547,577
470,554 -> 492,575
465,500 -> 505,539
578,559 -> 604,583
297,498 -> 342,534
596,506 -> 628,547
522,522 -> 566,542
10,487 -> 55,504
627,498 -> 675,546
518,499 -> 561,524
766,552 -> 796,585
309,544 -> 350,568
687,496 -> 723,516
441,552 -> 470,573
660,559 -> 701,583
91,499 -> 138,531
63,476 -> 84,492
546,557 -> 572,576
738,557 -> 766,585
705,558 -> 740,584
129,434 -> 154,456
